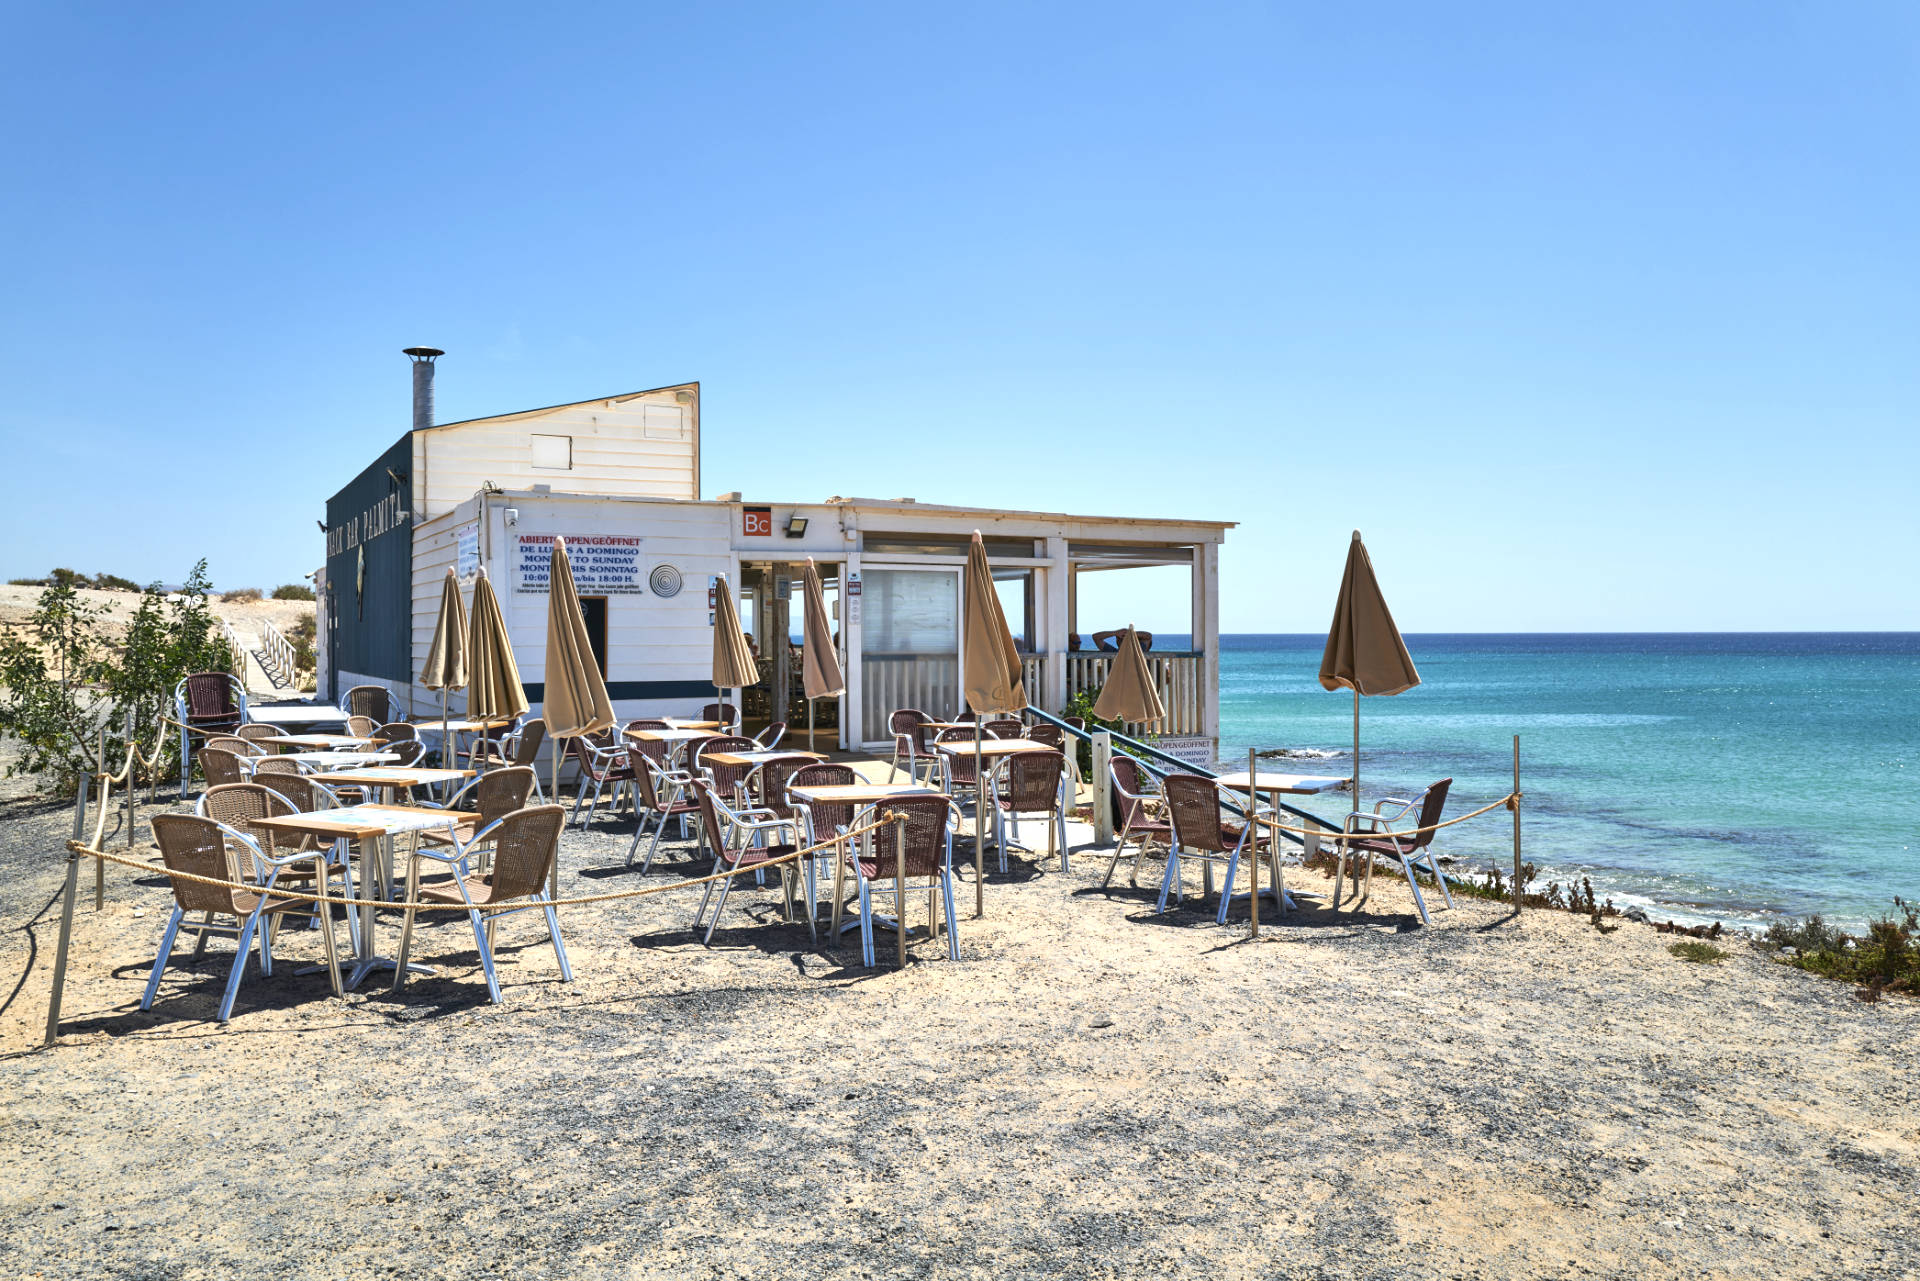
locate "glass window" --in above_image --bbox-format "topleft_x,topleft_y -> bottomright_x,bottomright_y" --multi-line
863,569 -> 958,654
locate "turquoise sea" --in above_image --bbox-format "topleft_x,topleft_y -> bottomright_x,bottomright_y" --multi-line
1209,634 -> 1919,930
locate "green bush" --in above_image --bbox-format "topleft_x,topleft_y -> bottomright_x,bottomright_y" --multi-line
1669,941 -> 1728,964
1763,899 -> 1920,998
220,587 -> 263,603
271,583 -> 315,601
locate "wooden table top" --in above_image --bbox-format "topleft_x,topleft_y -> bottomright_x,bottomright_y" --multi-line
787,783 -> 940,804
419,718 -> 516,734
248,751 -> 399,767
314,766 -> 474,787
661,718 -> 726,730
273,734 -> 385,749
244,705 -> 348,725
1215,771 -> 1348,795
703,749 -> 826,768
625,728 -> 725,742
253,804 -> 478,842
934,738 -> 1054,757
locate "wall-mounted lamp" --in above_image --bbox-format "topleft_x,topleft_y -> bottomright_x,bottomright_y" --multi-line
504,507 -> 520,528
785,515 -> 808,538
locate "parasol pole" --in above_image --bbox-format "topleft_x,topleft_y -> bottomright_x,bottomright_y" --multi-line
974,715 -> 985,917
807,697 -> 815,753
550,735 -> 563,896
440,687 -> 449,774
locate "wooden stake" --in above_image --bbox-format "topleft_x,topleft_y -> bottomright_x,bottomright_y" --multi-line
1248,746 -> 1260,937
94,724 -> 106,910
122,709 -> 135,851
1512,734 -> 1522,912
973,718 -> 985,918
45,775 -> 89,1046
895,812 -> 908,969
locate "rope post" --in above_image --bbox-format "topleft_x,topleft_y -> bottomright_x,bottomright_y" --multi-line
1511,734 -> 1522,913
1091,730 -> 1113,845
123,709 -> 136,851
894,811 -> 908,970
94,724 -> 106,911
1247,746 -> 1259,937
45,776 -> 91,1046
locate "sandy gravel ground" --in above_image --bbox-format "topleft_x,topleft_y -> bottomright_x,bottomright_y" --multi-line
1,776 -> 1916,1279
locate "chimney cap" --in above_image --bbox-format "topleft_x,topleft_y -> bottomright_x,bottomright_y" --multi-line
403,346 -> 444,360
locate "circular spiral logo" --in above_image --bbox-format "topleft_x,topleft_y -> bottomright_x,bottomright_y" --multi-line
649,564 -> 683,598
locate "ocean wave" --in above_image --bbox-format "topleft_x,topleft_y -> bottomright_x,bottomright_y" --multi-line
1254,747 -> 1345,760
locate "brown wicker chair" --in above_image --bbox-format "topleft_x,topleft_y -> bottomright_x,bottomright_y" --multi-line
699,702 -> 738,729
984,717 -> 1025,740
691,735 -> 758,802
568,729 -> 635,827
625,748 -> 702,871
990,748 -> 1067,872
196,782 -> 354,948
889,709 -> 936,784
470,719 -> 547,799
392,804 -> 573,1003
1336,779 -> 1455,924
376,722 -> 418,743
934,727 -> 982,795
345,715 -> 378,738
204,735 -> 262,758
838,794 -> 961,965
1158,774 -> 1278,924
1102,755 -> 1172,889
141,813 -> 342,1022
252,772 -> 342,816
343,685 -> 396,724
198,747 -> 248,790
689,781 -> 814,946
421,766 -> 538,850
1026,722 -> 1065,751
753,720 -> 788,750
251,757 -> 303,777
179,673 -> 244,737
235,724 -> 287,746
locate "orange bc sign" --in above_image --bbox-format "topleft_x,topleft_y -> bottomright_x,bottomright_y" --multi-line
742,506 -> 773,537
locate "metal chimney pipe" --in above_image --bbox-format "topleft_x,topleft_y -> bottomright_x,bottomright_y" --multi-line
403,346 -> 444,431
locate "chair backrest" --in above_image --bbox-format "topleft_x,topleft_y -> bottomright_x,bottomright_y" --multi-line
1405,779 -> 1452,853
204,735 -> 259,757
1027,722 -> 1065,751
984,717 -> 1024,740
753,753 -> 819,814
513,719 -> 546,766
625,732 -> 669,773
473,766 -> 537,824
934,727 -> 979,783
346,715 -> 377,738
691,780 -> 732,854
755,720 -> 787,749
376,722 -> 418,742
790,762 -> 858,834
1163,774 -> 1230,853
151,813 -> 245,914
626,719 -> 669,732
630,749 -> 669,810
235,724 -> 286,744
700,702 -> 737,726
484,805 -> 566,902
861,795 -> 954,879
199,782 -> 295,831
183,673 -> 236,721
343,685 -> 392,723
1063,716 -> 1087,733
695,736 -> 758,796
1001,749 -> 1064,812
253,757 -> 302,776
889,709 -> 931,751
254,772 -> 333,813
1110,755 -> 1157,829
388,739 -> 427,768
199,747 -> 246,788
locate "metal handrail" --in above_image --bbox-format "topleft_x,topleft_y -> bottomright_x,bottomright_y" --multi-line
259,619 -> 297,686
1024,706 -> 1344,842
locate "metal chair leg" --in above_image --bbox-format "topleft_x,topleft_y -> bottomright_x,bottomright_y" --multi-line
141,908 -> 186,1011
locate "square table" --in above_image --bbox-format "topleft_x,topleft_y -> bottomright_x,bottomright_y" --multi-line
786,784 -> 942,958
1215,770 -> 1347,933
934,738 -> 1052,757
252,803 -> 477,989
661,718 -> 726,730
701,749 -> 826,769
248,750 -> 399,769
273,733 -> 385,751
245,704 -> 349,728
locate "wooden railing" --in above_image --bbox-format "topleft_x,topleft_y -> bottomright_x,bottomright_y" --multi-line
1063,651 -> 1205,737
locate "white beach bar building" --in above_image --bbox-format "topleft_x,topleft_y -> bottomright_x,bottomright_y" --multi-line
317,354 -> 1231,755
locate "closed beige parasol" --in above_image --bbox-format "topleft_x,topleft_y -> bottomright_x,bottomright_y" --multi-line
800,559 -> 844,751
466,566 -> 528,771
710,574 -> 757,729
962,531 -> 1027,916
421,566 -> 469,767
1318,530 -> 1421,840
544,537 -> 615,891
1093,625 -> 1164,726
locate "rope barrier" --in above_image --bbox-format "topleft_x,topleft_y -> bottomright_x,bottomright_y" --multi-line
62,811 -> 906,912
1201,791 -> 1522,842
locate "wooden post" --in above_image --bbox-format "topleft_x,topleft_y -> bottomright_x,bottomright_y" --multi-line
1511,734 -> 1522,911
973,719 -> 985,918
45,774 -> 90,1046
94,724 -> 106,910
894,811 -> 908,969
1091,730 -> 1113,845
1248,746 -> 1259,937
122,709 -> 136,851
550,736 -> 564,898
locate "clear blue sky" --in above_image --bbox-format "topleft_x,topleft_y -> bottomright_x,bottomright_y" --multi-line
2,2 -> 1914,632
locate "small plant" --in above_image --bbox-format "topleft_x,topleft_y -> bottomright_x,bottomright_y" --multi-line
1669,941 -> 1729,964
1062,688 -> 1129,774
271,583 -> 315,601
1760,899 -> 1920,999
220,587 -> 263,603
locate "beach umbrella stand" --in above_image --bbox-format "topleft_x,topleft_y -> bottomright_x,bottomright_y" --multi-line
961,532 -> 1027,917
799,559 -> 845,754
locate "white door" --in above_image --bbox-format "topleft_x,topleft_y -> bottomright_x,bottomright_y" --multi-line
859,568 -> 961,745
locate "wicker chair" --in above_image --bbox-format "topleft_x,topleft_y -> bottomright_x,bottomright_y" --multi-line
377,722 -> 418,743
1158,775 -> 1279,924
934,727 -> 982,796
690,781 -> 815,946
204,735 -> 262,758
1026,722 -> 1065,751
624,718 -> 670,733
196,782 -> 357,949
252,772 -> 342,817
749,753 -> 821,820
178,673 -> 245,739
838,795 -> 962,966
420,766 -> 538,850
625,749 -> 702,871
235,724 -> 288,746
392,805 -> 573,1003
568,729 -> 634,827
889,709 -> 934,784
1102,755 -> 1172,889
691,735 -> 758,803
753,720 -> 788,750
251,757 -> 302,777
1336,779 -> 1455,924
470,719 -> 547,800
990,748 -> 1068,872
984,717 -> 1024,740
198,747 -> 248,790
343,684 -> 397,724
345,715 -> 378,738
142,813 -> 343,1022
699,702 -> 739,730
